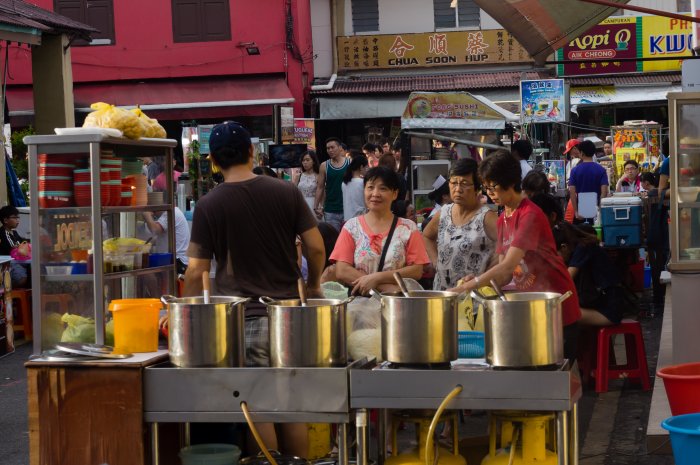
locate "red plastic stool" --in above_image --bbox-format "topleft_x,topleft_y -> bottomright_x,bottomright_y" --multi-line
593,319 -> 651,393
10,289 -> 32,340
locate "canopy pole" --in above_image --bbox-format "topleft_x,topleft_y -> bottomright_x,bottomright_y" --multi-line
577,0 -> 700,23
403,131 -> 504,150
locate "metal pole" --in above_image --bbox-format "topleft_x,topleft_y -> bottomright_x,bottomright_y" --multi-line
570,403 -> 579,465
184,422 -> 191,446
338,423 -> 348,465
151,422 -> 160,465
356,409 -> 368,465
378,409 -> 387,465
557,410 -> 570,465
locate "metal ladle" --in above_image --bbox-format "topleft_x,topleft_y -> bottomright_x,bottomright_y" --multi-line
489,279 -> 508,302
393,272 -> 411,297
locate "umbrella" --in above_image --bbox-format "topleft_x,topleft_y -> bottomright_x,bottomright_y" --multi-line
474,0 -> 630,65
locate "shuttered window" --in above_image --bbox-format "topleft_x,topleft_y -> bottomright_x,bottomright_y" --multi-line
54,0 -> 115,45
434,0 -> 480,29
351,0 -> 379,33
172,0 -> 231,43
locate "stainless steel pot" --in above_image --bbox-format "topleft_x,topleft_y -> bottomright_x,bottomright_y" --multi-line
471,291 -> 572,368
162,295 -> 248,368
260,296 -> 353,367
377,290 -> 459,364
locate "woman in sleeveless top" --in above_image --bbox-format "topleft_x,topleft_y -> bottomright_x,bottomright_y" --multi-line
294,150 -> 319,210
423,159 -> 497,290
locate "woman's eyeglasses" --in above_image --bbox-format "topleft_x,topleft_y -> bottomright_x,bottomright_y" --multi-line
484,184 -> 500,194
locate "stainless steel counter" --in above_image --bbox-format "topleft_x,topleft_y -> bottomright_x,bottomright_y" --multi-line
350,360 -> 581,465
142,358 -> 581,465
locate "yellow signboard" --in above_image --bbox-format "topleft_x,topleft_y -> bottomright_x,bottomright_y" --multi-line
641,15 -> 693,72
338,30 -> 531,71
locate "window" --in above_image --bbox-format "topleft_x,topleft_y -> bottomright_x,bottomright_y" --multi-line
677,0 -> 691,12
172,0 -> 231,43
54,0 -> 115,45
434,0 -> 480,29
351,0 -> 379,33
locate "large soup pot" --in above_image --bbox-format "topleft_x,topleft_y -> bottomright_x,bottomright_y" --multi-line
260,296 -> 353,367
377,290 -> 459,364
162,295 -> 248,367
471,291 -> 572,369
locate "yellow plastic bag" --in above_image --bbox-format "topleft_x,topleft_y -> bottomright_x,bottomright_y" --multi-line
60,313 -> 95,343
457,286 -> 495,331
130,108 -> 166,138
83,102 -> 143,139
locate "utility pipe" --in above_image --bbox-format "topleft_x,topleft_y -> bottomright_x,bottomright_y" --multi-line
310,73 -> 337,91
577,0 -> 700,23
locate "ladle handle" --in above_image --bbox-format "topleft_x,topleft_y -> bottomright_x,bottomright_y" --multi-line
489,279 -> 507,302
393,272 -> 410,297
297,277 -> 308,306
558,290 -> 573,304
202,271 -> 210,304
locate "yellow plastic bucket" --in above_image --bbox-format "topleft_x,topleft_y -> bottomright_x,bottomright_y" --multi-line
108,298 -> 163,353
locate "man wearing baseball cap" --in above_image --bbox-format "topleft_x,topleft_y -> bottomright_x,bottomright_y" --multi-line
184,121 -> 325,452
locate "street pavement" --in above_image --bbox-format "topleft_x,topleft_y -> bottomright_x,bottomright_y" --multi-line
0,293 -> 675,464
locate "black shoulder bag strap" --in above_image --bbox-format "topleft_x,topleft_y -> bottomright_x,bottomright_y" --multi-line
377,215 -> 399,272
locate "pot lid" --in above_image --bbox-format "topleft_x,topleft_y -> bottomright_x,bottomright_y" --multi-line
29,349 -> 101,362
55,342 -> 133,359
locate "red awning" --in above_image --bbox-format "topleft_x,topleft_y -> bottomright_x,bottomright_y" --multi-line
6,75 -> 294,122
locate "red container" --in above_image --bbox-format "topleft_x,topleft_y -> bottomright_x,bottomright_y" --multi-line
658,362 -> 700,416
120,194 -> 133,206
75,195 -> 92,207
39,192 -> 74,208
39,181 -> 73,193
100,187 -> 111,206
39,168 -> 73,178
110,185 -> 121,205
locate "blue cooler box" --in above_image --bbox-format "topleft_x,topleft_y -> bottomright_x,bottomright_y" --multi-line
601,196 -> 642,247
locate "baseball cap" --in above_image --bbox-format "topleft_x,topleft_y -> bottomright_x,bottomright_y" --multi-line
208,121 -> 252,154
563,139 -> 580,154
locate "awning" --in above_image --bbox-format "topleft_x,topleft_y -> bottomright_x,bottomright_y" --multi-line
318,90 -> 521,120
6,75 -> 295,121
571,84 -> 681,107
474,0 -> 630,65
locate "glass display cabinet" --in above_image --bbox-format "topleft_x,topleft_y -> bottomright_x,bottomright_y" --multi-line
668,92 -> 700,271
24,134 -> 178,354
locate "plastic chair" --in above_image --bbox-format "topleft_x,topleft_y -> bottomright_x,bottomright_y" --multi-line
591,319 -> 651,393
10,289 -> 32,340
41,293 -> 76,314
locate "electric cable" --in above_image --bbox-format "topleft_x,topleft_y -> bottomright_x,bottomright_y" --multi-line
240,401 -> 280,465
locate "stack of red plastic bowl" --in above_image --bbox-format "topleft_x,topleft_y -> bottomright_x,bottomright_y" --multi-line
120,183 -> 133,206
38,154 -> 75,208
73,168 -> 92,207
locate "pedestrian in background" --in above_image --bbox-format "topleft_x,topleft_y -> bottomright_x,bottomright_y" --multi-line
315,137 -> 350,230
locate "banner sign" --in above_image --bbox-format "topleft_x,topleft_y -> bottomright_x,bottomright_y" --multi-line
520,79 -> 567,124
557,15 -> 693,76
611,124 -> 661,172
338,30 -> 531,71
400,92 -> 509,130
292,118 -> 315,150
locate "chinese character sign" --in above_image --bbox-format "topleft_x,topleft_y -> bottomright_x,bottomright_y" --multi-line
520,80 -> 567,124
337,30 -> 531,70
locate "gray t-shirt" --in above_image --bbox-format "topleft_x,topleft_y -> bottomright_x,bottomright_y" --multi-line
188,176 -> 317,314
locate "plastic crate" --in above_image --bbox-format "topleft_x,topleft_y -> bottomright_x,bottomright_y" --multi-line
458,331 -> 485,358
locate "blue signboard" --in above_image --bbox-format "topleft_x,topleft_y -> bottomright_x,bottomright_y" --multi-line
520,79 -> 568,124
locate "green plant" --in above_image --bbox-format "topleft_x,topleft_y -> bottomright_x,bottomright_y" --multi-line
188,140 -> 201,200
10,126 -> 35,164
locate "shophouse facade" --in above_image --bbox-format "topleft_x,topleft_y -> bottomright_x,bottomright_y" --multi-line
309,0 -> 691,151
5,0 -> 314,139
